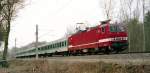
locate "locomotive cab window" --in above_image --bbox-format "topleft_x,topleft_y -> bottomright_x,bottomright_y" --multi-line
110,25 -> 125,32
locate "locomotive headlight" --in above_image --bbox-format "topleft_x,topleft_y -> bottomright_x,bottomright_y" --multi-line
122,37 -> 125,40
126,37 -> 128,40
121,37 -> 123,40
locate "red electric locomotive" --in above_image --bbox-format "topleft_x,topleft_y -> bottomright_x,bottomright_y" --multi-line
68,20 -> 128,55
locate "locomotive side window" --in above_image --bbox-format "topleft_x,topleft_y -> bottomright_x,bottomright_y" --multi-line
101,27 -> 105,32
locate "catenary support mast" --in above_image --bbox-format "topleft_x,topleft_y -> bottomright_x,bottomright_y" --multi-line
35,24 -> 39,59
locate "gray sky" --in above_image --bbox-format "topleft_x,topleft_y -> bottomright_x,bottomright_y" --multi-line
9,0 -> 105,48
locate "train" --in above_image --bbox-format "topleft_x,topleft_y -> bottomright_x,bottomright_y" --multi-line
16,20 -> 128,58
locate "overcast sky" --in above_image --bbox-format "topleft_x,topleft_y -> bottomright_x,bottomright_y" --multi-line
7,0 -> 148,49
8,0 -> 107,48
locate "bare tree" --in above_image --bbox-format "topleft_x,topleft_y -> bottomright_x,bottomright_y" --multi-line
100,0 -> 115,19
133,0 -> 142,20
0,0 -> 24,60
0,0 -> 6,36
127,0 -> 134,19
118,0 -> 127,22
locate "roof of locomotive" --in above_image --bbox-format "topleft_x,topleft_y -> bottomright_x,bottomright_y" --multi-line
70,20 -> 111,37
70,23 -> 109,37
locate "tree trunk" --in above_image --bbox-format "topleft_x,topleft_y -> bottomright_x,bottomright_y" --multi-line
2,34 -> 9,60
2,21 -> 10,60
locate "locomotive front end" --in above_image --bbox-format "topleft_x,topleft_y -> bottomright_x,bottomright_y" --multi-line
108,24 -> 128,53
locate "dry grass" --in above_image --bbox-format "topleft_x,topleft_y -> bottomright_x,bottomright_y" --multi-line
0,59 -> 150,73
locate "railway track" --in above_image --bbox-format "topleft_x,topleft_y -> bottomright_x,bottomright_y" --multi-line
48,53 -> 150,59
19,53 -> 150,65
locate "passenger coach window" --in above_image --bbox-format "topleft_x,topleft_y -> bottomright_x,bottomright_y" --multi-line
59,42 -> 61,47
62,42 -> 64,46
64,41 -> 66,46
56,43 -> 57,47
57,43 -> 59,47
52,44 -> 54,48
55,44 -> 56,48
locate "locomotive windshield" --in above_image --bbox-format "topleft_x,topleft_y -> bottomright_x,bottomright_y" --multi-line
110,25 -> 125,32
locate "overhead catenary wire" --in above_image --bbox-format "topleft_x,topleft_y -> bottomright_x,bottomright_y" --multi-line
9,0 -> 73,49
33,0 -> 73,41
38,30 -> 54,38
